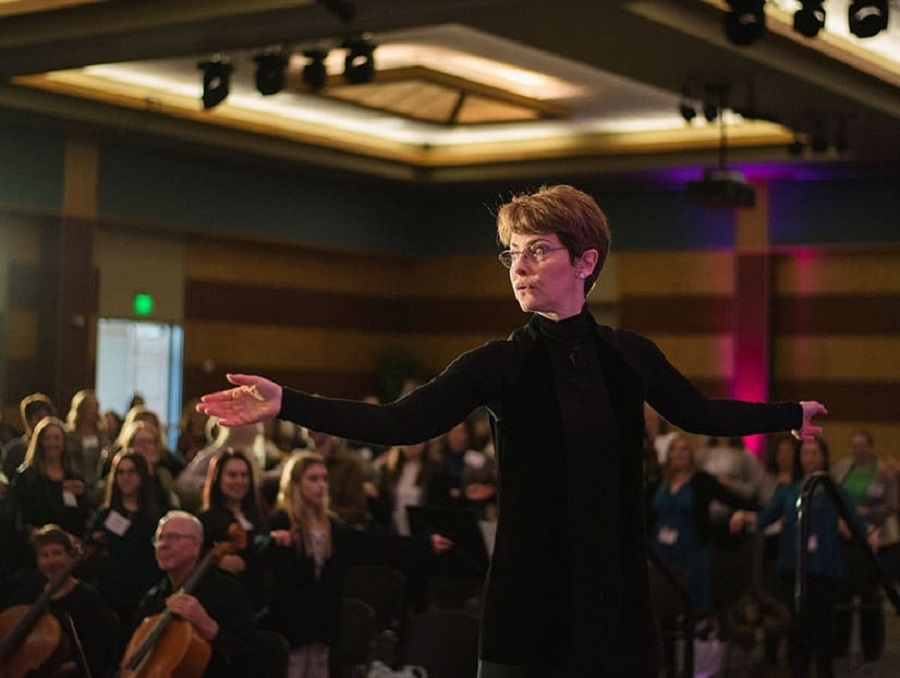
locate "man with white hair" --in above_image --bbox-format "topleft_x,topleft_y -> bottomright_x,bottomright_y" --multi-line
128,510 -> 258,677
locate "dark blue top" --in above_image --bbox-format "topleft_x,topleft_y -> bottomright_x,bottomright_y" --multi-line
757,480 -> 866,579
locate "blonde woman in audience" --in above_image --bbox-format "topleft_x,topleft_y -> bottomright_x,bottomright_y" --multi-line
10,416 -> 89,540
65,388 -> 110,491
266,452 -> 342,678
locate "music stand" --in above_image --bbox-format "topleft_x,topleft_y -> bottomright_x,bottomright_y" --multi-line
407,505 -> 490,578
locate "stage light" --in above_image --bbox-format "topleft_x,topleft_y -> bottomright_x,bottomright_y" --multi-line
303,50 -> 329,90
724,0 -> 767,46
848,0 -> 889,38
794,1 -> 826,38
255,53 -> 288,96
198,59 -> 232,109
343,38 -> 375,85
679,101 -> 697,123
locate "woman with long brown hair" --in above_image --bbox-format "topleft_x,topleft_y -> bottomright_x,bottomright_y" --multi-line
85,450 -> 161,627
198,448 -> 271,618
10,417 -> 89,541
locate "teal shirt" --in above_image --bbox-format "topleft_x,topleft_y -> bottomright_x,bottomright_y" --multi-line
757,480 -> 866,580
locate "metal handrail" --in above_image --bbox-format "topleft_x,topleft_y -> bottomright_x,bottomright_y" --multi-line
795,471 -> 900,617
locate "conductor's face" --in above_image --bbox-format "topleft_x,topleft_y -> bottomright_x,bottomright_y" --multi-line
507,233 -> 585,320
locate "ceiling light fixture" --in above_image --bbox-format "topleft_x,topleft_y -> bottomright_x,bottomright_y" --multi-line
848,0 -> 890,38
794,0 -> 826,38
198,59 -> 232,109
724,0 -> 767,46
303,50 -> 330,90
254,53 -> 288,96
343,38 -> 376,85
679,101 -> 697,123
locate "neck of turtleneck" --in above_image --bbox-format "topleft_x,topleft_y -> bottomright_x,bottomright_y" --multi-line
532,305 -> 594,345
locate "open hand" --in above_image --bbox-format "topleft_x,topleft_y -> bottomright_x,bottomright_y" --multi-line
792,401 -> 828,442
197,374 -> 282,427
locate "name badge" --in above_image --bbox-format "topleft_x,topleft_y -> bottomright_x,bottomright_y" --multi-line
104,510 -> 132,537
62,491 -> 78,508
658,527 -> 679,546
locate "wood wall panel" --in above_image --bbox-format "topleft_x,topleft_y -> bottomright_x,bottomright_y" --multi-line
776,253 -> 900,295
184,321 -> 497,377
773,295 -> 900,335
646,335 -> 734,380
617,251 -> 735,296
619,297 -> 733,335
774,337 -> 900,381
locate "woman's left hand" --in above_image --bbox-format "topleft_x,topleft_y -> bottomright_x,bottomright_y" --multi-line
792,401 -> 828,441
218,554 -> 247,574
430,533 -> 453,554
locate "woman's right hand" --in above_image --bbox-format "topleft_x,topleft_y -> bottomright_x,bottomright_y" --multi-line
270,529 -> 296,547
197,374 -> 283,426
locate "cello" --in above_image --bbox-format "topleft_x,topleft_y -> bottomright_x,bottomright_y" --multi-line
118,524 -> 246,678
0,533 -> 104,678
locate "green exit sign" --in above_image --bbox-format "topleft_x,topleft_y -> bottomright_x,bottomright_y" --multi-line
133,293 -> 154,316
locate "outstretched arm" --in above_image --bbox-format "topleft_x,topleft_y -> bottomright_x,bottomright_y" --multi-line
197,374 -> 282,427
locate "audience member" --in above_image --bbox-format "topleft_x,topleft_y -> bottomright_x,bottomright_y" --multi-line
309,430 -> 369,527
127,510 -> 258,678
84,450 -> 162,628
198,448 -> 272,619
9,416 -> 89,542
65,389 -> 110,492
177,397 -> 210,464
731,437 -> 877,678
1,524 -> 117,678
1,392 -> 55,479
831,430 -> 897,664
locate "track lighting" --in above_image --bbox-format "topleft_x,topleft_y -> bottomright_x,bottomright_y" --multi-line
255,53 -> 288,96
198,59 -> 232,110
724,0 -> 767,46
794,0 -> 826,38
679,101 -> 697,123
303,50 -> 329,90
343,38 -> 376,85
848,0 -> 889,38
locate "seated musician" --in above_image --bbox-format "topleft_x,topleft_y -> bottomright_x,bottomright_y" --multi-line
1,524 -> 116,677
130,510 -> 257,678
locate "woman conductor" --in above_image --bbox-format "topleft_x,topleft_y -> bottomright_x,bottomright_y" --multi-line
198,184 -> 827,677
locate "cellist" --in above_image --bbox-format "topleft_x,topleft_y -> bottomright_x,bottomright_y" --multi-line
0,524 -> 116,677
128,511 -> 257,678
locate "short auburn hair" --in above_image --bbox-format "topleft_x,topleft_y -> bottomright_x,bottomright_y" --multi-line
496,184 -> 611,294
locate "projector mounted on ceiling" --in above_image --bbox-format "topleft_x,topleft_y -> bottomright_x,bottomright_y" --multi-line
685,83 -> 756,209
687,168 -> 756,208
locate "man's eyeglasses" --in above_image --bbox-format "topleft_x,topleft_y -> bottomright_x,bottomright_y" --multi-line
152,533 -> 198,547
498,244 -> 568,268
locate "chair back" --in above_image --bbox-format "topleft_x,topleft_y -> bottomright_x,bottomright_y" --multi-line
331,597 -> 376,672
344,564 -> 408,634
399,609 -> 479,678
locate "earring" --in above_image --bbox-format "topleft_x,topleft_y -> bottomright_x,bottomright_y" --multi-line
578,272 -> 586,279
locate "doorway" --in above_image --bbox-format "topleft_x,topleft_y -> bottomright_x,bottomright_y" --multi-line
95,318 -> 183,449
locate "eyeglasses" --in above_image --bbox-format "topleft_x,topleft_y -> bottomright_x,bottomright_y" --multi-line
152,533 -> 197,547
498,244 -> 568,268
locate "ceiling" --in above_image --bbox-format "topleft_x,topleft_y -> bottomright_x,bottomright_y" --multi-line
0,0 -> 898,183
